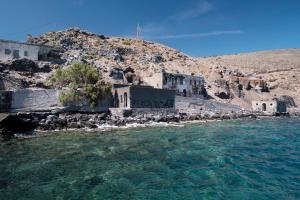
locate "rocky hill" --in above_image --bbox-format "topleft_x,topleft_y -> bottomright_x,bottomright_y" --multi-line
27,28 -> 208,80
1,28 -> 299,109
199,49 -> 300,107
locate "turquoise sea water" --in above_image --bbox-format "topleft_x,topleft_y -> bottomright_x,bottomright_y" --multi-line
0,119 -> 300,200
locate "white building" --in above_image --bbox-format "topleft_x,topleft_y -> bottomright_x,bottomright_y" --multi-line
0,39 -> 54,61
143,71 -> 206,97
252,100 -> 287,115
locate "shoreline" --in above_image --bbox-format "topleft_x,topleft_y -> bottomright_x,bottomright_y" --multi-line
13,119 -> 236,140
10,114 -> 297,140
1,111 -> 298,141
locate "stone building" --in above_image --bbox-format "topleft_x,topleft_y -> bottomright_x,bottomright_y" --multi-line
0,39 -> 54,61
143,71 -> 206,97
112,84 -> 176,109
252,100 -> 287,114
232,76 -> 268,92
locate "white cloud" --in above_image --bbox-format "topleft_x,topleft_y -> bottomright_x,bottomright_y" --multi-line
170,1 -> 214,21
144,30 -> 244,40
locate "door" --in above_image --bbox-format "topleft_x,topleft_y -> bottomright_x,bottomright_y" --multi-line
262,103 -> 267,111
124,92 -> 128,108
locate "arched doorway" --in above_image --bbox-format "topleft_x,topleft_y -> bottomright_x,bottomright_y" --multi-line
124,92 -> 128,108
262,103 -> 267,111
114,91 -> 119,107
183,89 -> 187,97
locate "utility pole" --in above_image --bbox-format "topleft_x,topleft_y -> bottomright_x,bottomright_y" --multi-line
136,24 -> 142,40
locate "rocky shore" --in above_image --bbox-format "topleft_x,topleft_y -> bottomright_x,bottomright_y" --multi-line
2,108 -> 298,141
0,110 -> 260,139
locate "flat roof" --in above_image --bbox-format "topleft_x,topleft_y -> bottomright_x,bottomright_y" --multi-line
113,84 -> 154,89
163,71 -> 204,78
0,39 -> 55,49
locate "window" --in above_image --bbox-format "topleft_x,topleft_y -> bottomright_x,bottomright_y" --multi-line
180,78 -> 183,85
13,50 -> 20,59
5,49 -> 11,55
24,51 -> 28,57
270,103 -> 273,106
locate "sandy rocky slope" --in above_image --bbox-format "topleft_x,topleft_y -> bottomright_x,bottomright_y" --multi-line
1,28 -> 299,110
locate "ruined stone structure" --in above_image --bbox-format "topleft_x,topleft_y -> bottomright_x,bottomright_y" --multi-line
232,76 -> 268,92
0,39 -> 54,61
143,71 -> 206,97
252,100 -> 287,114
113,84 -> 176,109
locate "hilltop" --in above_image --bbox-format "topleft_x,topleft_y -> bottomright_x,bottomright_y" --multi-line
27,28 -> 207,81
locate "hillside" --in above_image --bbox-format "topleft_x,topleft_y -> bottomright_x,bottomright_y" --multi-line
27,28 -> 207,80
1,28 -> 299,109
199,49 -> 300,106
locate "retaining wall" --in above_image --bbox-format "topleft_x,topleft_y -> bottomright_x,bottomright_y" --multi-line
0,89 -> 112,113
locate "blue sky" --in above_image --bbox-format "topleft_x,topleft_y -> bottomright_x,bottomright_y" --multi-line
1,0 -> 300,56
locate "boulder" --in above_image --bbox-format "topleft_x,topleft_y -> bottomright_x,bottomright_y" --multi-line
0,114 -> 37,137
116,47 -> 133,56
150,54 -> 165,64
214,90 -> 231,99
109,67 -> 124,80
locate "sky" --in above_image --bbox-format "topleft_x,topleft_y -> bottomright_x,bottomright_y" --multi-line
1,0 -> 300,56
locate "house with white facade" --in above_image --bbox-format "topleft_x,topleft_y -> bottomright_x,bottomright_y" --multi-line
143,71 -> 207,97
0,39 -> 54,61
252,100 -> 287,115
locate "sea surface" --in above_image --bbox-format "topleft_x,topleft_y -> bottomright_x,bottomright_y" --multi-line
0,119 -> 300,200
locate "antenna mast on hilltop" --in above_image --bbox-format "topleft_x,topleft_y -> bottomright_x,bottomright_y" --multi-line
136,24 -> 142,40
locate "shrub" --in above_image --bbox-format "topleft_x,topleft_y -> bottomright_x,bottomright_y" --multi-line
50,63 -> 111,107
122,39 -> 132,46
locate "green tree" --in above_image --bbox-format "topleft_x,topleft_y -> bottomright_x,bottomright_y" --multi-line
49,63 -> 111,107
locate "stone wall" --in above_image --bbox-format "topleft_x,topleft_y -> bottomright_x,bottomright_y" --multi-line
0,91 -> 12,112
130,86 -> 175,108
0,89 -> 112,113
10,89 -> 61,112
64,94 -> 113,113
277,101 -> 287,113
